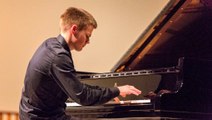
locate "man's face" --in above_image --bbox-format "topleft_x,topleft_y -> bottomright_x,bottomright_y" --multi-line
71,25 -> 93,51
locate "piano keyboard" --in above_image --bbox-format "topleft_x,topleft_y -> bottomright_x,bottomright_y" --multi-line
66,99 -> 151,107
106,99 -> 151,105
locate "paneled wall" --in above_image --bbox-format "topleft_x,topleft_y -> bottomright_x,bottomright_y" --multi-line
0,111 -> 19,120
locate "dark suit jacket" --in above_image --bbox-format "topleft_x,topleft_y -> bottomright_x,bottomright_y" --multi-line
19,35 -> 119,120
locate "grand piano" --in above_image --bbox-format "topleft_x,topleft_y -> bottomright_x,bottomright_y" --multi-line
66,0 -> 212,119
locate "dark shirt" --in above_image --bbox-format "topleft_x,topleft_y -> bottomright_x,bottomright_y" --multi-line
19,35 -> 119,120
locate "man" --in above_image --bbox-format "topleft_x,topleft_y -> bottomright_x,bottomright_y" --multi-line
19,7 -> 141,120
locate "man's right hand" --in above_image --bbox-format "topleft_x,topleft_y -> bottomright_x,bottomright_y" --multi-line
117,85 -> 142,97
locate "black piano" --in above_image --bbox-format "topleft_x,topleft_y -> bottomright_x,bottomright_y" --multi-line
66,0 -> 212,119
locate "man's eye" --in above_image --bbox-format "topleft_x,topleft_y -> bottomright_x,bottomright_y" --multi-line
86,35 -> 90,40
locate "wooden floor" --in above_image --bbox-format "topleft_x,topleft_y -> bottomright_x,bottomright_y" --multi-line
0,111 -> 19,120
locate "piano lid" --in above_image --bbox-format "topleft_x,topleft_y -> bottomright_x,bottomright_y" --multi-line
112,0 -> 212,72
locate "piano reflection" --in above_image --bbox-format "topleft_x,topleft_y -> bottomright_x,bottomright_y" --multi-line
66,0 -> 212,119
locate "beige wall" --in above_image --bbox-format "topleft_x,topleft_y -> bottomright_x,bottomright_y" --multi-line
0,0 -> 169,111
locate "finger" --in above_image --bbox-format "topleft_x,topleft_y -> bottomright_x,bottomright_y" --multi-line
131,90 -> 141,96
120,94 -> 126,97
132,89 -> 142,96
134,89 -> 142,94
114,97 -> 120,102
130,86 -> 141,92
129,86 -> 142,95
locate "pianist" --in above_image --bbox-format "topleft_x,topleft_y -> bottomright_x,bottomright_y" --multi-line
19,7 -> 141,120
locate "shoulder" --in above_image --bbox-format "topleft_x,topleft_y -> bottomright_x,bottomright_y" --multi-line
43,37 -> 75,71
44,37 -> 69,56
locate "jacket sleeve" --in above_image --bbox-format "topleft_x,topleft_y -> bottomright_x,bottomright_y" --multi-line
50,53 -> 120,106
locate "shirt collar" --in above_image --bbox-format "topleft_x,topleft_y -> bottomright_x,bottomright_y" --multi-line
57,34 -> 70,52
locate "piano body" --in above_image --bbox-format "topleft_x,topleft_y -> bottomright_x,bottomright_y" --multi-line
66,0 -> 212,119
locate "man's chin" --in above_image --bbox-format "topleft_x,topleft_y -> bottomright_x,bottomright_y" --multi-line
75,48 -> 83,52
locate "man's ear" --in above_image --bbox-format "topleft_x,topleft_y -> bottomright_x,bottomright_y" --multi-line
71,24 -> 78,34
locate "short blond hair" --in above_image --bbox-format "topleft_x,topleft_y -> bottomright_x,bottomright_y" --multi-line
60,7 -> 97,32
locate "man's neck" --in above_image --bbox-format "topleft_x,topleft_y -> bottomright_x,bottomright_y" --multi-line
60,32 -> 74,51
